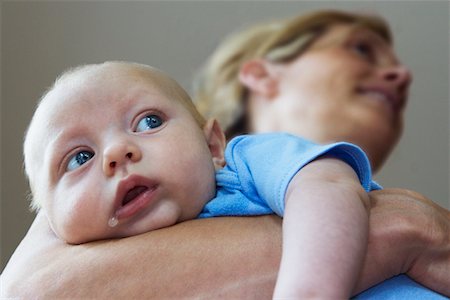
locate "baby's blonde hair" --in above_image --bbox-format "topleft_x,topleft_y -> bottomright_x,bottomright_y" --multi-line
24,61 -> 206,211
193,10 -> 391,139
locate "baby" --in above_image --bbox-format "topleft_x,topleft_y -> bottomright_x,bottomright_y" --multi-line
24,61 -> 376,298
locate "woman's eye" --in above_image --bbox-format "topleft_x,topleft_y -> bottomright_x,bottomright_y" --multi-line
66,150 -> 94,171
136,114 -> 164,132
352,41 -> 374,60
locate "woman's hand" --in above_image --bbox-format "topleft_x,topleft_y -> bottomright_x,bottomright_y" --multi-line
355,188 -> 450,296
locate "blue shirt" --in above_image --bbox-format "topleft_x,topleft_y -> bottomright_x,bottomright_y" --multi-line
199,133 -> 445,299
200,133 -> 379,218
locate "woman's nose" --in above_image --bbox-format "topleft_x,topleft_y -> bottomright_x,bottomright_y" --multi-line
381,64 -> 413,93
102,141 -> 142,177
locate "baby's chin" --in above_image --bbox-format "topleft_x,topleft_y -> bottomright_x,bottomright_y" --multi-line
50,218 -> 111,245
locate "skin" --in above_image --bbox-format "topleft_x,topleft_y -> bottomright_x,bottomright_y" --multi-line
357,188 -> 450,296
244,25 -> 411,171
2,23 -> 449,298
275,158 -> 370,298
240,24 -> 449,296
24,63 -> 224,244
3,191 -> 448,298
28,60 -> 372,298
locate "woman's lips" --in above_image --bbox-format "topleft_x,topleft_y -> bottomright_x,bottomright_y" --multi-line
356,86 -> 405,115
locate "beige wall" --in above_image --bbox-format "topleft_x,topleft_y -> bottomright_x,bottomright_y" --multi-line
2,1 -> 449,271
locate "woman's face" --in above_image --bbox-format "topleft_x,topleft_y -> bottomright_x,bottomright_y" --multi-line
260,24 -> 412,172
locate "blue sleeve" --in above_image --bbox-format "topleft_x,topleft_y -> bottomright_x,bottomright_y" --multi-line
226,133 -> 374,216
354,275 -> 447,299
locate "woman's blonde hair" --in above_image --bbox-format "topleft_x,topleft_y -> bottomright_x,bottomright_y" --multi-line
193,10 -> 392,139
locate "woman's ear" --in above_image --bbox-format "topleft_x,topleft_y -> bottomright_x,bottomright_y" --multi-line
238,59 -> 278,99
203,119 -> 226,169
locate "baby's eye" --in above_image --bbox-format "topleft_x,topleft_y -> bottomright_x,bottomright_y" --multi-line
135,114 -> 164,132
66,150 -> 94,171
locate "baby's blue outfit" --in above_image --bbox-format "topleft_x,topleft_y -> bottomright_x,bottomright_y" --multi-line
199,133 -> 445,299
199,133 -> 378,218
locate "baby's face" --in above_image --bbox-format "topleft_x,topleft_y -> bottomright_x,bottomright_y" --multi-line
27,64 -> 217,244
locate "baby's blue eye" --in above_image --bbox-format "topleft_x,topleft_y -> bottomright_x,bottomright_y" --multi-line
136,114 -> 164,132
66,151 -> 94,171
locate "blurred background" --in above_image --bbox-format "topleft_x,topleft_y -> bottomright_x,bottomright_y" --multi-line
1,1 -> 449,272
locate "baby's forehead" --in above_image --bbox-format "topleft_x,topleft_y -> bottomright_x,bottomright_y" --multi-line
43,64 -> 172,108
57,63 -> 167,93
29,63 -> 172,140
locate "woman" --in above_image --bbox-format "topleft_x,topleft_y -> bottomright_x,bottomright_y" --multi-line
2,10 -> 449,299
194,10 -> 449,297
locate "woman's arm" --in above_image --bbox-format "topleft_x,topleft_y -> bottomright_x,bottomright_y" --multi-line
1,212 -> 282,299
2,189 -> 449,298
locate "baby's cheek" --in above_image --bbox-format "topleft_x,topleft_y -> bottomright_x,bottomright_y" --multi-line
50,188 -> 94,244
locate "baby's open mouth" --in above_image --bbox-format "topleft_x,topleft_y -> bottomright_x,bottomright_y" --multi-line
122,186 -> 148,206
114,175 -> 159,220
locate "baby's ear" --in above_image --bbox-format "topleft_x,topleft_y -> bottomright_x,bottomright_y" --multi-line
238,59 -> 278,99
203,119 -> 226,169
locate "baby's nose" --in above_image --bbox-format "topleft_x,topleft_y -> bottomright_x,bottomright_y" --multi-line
102,142 -> 142,177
